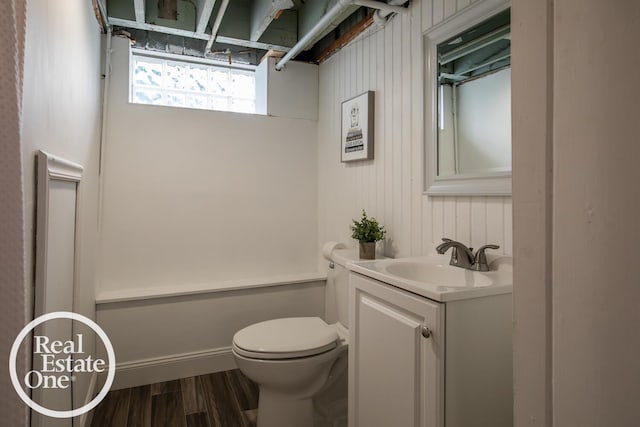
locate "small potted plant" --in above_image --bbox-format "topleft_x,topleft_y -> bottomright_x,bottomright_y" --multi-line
351,209 -> 386,260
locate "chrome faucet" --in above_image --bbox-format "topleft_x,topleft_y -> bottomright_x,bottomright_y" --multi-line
436,238 -> 499,271
436,238 -> 475,269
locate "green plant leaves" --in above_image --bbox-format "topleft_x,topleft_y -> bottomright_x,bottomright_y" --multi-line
350,209 -> 386,242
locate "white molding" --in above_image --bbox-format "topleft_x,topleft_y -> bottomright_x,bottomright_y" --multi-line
34,151 -> 84,425
39,150 -> 84,181
95,272 -> 327,304
108,347 -> 236,390
423,0 -> 512,196
34,150 -> 84,318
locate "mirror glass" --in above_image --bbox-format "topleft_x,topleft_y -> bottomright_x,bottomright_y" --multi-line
425,5 -> 511,195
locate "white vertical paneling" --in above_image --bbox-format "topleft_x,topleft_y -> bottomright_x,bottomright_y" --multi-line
358,39 -> 364,95
411,0 -> 425,256
392,18 -> 404,256
457,0 -> 471,10
400,13 -> 412,258
432,197 -> 445,245
366,33 -> 377,214
443,198 -> 456,239
470,197 -> 487,250
422,0 -> 433,33
433,0 -> 445,25
485,197 -> 505,253
360,36 -> 370,215
456,197 -> 472,245
444,0 -> 457,18
423,197 -> 433,250
376,29 -> 386,232
503,198 -> 512,255
383,21 -> 394,254
316,0 -> 513,260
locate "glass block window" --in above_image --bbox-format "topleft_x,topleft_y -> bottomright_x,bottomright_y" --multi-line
130,52 -> 256,114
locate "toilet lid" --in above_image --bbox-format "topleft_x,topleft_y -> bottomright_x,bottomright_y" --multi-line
233,317 -> 338,359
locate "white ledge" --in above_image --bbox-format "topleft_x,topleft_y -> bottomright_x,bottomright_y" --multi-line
96,272 -> 327,305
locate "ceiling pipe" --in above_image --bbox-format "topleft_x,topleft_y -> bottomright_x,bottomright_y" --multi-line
205,0 -> 230,52
276,0 -> 354,71
353,0 -> 408,15
275,0 -> 409,71
373,0 -> 409,26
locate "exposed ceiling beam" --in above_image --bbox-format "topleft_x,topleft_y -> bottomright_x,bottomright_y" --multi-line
108,17 -> 292,52
134,0 -> 145,23
250,0 -> 294,42
314,11 -> 374,64
216,35 -> 291,53
196,0 -> 216,34
205,0 -> 230,52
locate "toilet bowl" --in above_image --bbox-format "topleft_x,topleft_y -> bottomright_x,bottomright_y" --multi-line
232,317 -> 348,427
232,244 -> 356,427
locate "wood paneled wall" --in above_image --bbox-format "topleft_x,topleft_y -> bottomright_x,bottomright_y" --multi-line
317,0 -> 512,260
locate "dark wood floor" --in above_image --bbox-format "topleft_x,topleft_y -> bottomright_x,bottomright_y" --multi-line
91,369 -> 259,427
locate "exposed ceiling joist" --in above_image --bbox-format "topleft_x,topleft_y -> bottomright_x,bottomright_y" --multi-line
102,0 -> 383,65
216,35 -> 291,53
108,17 -> 292,52
315,11 -> 374,63
133,0 -> 145,23
205,0 -> 230,52
196,0 -> 217,34
250,0 -> 294,42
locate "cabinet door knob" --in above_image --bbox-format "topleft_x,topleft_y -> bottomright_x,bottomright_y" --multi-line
421,326 -> 431,338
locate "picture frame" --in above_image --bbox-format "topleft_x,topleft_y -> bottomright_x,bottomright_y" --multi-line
341,91 -> 374,162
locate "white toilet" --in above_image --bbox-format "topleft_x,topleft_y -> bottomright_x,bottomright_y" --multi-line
232,245 -> 353,427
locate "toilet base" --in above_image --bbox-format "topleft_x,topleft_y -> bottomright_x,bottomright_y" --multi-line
257,387 -> 314,427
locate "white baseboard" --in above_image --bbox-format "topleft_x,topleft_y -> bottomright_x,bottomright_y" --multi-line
77,372 -> 98,427
107,347 -> 237,390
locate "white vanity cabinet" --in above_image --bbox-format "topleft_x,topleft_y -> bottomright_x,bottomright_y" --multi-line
349,272 -> 512,427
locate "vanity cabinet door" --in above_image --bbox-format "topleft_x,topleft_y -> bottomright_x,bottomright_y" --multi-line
349,273 -> 444,427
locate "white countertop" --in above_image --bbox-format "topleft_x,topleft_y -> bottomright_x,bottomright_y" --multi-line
347,254 -> 513,302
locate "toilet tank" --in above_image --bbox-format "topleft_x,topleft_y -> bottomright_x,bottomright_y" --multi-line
325,249 -> 359,329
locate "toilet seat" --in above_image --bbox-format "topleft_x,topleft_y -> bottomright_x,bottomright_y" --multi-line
232,317 -> 339,360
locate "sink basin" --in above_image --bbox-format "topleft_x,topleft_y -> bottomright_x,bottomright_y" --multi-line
348,254 -> 512,302
384,262 -> 493,288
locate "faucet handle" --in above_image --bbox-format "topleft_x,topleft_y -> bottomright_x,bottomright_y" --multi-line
472,244 -> 500,271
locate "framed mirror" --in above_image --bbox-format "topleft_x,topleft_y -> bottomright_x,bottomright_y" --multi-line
424,0 -> 511,196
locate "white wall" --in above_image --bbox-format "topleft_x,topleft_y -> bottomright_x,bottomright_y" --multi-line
552,1 -> 640,425
21,0 -> 103,418
317,0 -> 512,262
0,0 -> 27,425
96,37 -> 323,386
96,281 -> 325,389
98,37 -> 319,294
511,0 -> 553,424
256,57 -> 319,120
513,0 -> 640,426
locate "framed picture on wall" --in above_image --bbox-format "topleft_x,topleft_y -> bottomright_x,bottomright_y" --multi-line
341,91 -> 374,162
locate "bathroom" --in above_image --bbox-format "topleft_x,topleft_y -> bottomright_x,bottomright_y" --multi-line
1,0 -> 639,426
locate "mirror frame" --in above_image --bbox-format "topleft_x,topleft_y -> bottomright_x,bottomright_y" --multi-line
424,0 -> 511,196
